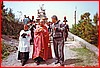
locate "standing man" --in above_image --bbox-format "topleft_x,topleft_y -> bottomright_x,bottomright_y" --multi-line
32,21 -> 52,65
27,16 -> 31,22
28,20 -> 36,45
63,16 -> 69,41
23,15 -> 29,25
51,15 -> 65,66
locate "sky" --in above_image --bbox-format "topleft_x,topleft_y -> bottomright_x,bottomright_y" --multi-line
4,1 -> 99,28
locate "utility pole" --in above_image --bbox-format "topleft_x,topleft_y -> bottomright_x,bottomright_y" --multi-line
74,6 -> 77,27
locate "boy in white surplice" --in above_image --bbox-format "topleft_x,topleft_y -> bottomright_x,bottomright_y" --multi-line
18,25 -> 31,66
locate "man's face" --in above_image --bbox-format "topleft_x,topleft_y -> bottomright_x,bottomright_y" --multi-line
42,19 -> 45,22
24,25 -> 29,30
52,18 -> 56,23
40,21 -> 45,27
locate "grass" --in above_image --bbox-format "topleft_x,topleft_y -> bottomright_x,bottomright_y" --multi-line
2,42 -> 17,59
71,47 -> 98,66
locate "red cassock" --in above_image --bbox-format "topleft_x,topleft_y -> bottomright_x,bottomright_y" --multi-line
32,25 -> 52,60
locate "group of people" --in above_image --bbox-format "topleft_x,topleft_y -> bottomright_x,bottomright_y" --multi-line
17,15 -> 69,66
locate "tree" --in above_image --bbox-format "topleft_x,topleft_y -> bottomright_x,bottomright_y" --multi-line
2,2 -> 24,38
70,12 -> 98,47
8,8 -> 15,19
93,13 -> 98,29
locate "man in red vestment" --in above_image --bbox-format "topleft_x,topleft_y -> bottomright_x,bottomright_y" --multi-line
32,21 -> 52,65
41,21 -> 52,59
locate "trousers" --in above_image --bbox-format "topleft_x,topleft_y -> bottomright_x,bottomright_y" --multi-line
53,37 -> 64,62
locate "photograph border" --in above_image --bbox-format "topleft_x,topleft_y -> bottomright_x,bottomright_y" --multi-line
0,0 -> 99,68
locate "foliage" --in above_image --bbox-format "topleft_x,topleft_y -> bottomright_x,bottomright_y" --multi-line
2,2 -> 15,22
70,12 -> 99,47
1,2 -> 24,39
2,42 -> 17,59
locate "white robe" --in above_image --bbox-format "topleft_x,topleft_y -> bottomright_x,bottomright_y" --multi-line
18,30 -> 31,52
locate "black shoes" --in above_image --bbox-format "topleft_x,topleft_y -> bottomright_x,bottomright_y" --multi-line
55,60 -> 59,64
55,60 -> 64,66
35,60 -> 40,65
21,61 -> 26,66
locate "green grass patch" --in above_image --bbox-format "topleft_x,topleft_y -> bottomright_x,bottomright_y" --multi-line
71,47 -> 98,66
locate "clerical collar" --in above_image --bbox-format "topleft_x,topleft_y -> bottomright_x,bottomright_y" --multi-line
24,30 -> 28,31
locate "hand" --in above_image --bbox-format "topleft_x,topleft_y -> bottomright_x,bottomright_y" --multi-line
39,28 -> 43,31
54,27 -> 56,30
27,34 -> 30,37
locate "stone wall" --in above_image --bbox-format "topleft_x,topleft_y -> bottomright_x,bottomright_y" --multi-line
68,32 -> 99,56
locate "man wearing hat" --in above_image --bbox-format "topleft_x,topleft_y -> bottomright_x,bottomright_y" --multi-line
63,16 -> 69,41
51,15 -> 65,66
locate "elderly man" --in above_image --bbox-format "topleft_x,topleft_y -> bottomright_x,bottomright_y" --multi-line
51,15 -> 65,66
32,19 -> 52,65
18,25 -> 31,66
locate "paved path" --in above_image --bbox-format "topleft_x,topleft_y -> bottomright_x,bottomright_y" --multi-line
1,36 -> 97,67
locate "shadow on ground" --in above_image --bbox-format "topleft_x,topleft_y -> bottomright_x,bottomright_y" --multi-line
26,58 -> 56,65
63,59 -> 83,65
26,58 -> 35,64
26,58 -> 83,66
